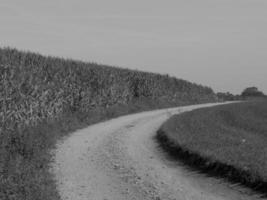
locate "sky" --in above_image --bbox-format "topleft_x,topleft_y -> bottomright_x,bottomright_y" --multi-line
1,0 -> 267,94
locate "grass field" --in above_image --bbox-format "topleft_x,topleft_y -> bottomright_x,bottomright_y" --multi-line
157,100 -> 267,194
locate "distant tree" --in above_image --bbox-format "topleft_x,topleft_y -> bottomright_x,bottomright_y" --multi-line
241,87 -> 265,97
217,92 -> 239,101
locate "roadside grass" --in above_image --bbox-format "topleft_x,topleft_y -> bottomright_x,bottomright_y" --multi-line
157,100 -> 267,195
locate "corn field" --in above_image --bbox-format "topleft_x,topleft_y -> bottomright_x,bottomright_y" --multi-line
0,47 -> 217,132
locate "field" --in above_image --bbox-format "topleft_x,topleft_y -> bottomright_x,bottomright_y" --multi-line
157,100 -> 267,194
0,47 -> 217,200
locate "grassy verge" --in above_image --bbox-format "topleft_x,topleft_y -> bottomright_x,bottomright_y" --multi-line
156,100 -> 267,195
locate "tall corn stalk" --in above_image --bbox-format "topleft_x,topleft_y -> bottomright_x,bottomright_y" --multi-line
0,65 -> 7,133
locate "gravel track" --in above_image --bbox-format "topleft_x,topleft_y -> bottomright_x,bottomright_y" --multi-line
52,103 -> 263,200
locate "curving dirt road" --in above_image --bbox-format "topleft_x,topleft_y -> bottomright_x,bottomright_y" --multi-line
52,103 -> 263,200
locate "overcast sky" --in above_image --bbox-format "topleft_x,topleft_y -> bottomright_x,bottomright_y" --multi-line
1,0 -> 267,94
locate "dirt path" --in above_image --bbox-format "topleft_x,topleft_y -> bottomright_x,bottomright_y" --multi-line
52,103 -> 263,200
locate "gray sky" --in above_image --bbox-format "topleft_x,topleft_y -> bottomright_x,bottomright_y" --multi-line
1,0 -> 267,94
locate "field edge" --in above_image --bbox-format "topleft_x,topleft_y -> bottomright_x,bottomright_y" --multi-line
155,127 -> 267,197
